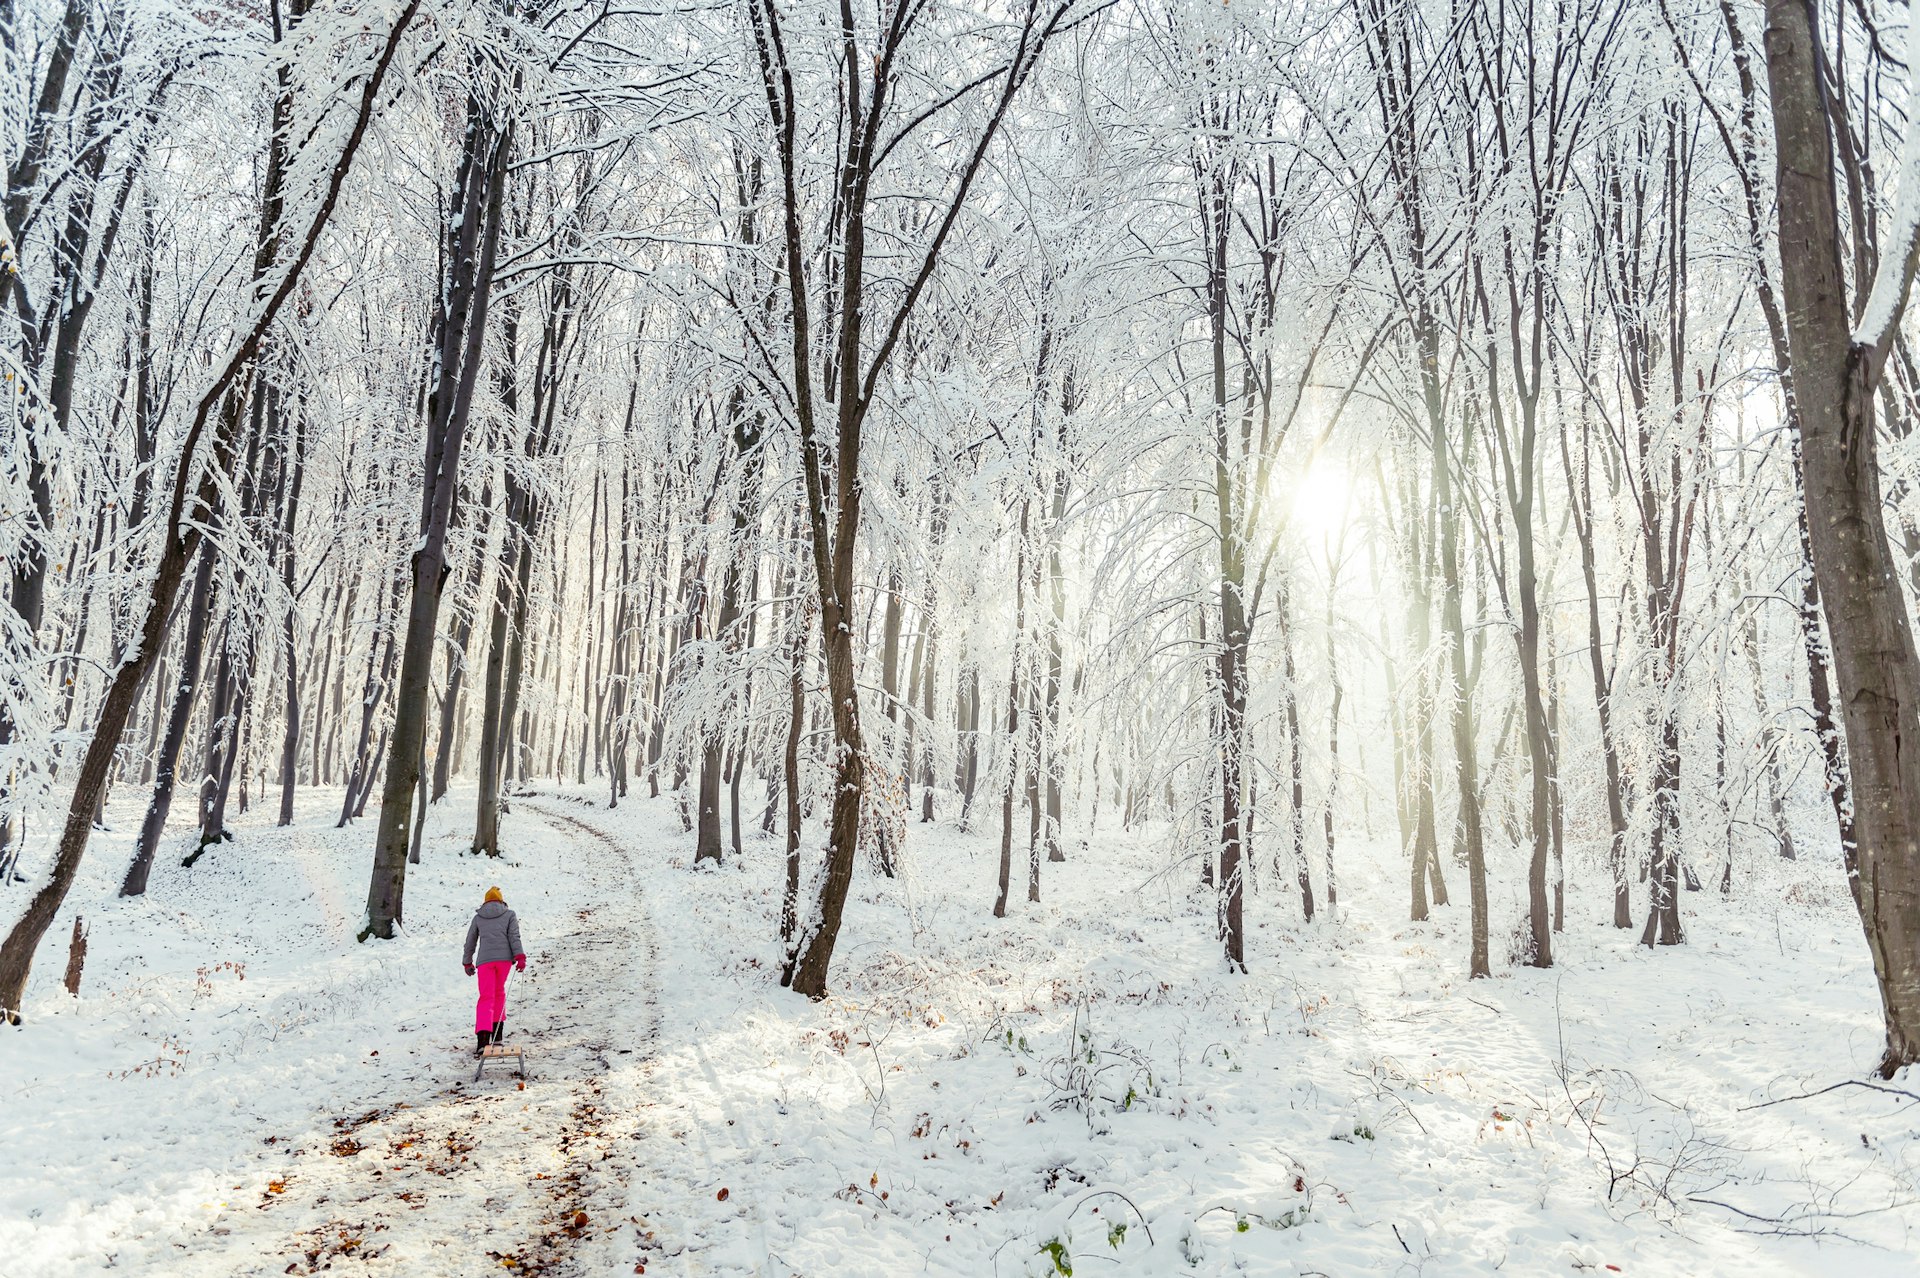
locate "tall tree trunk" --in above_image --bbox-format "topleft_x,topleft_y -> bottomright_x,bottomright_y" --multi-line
473,302 -> 527,856
780,596 -> 809,942
957,659 -> 980,823
1043,464 -> 1068,863
918,479 -> 949,823
1323,546 -> 1345,916
749,0 -> 1069,1000
363,81 -> 512,939
1367,0 -> 1469,939
314,575 -> 350,785
1491,381 -> 1553,965
1763,0 -> 1920,1073
0,0 -> 98,864
431,478 -> 489,803
473,523 -> 519,854
1280,581 -> 1311,922
1564,407 -> 1632,926
1389,461 -> 1445,921
194,382 -> 278,853
994,505 -> 1030,920
698,395 -> 764,865
192,627 -> 251,857
1025,648 -> 1042,905
605,455 -> 637,806
1665,0 -> 1858,873
339,568 -> 399,826
1436,407 -> 1489,977
277,400 -> 307,827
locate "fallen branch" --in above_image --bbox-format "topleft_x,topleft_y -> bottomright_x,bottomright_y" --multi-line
1738,1079 -> 1920,1111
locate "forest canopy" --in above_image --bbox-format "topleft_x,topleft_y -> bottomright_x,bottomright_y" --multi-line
4,0 -> 1920,1087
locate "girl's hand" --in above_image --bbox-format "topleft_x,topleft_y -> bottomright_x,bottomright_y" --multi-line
514,954 -> 527,973
465,963 -> 476,976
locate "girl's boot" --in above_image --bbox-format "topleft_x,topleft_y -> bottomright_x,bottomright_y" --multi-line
474,1031 -> 489,1057
491,1019 -> 506,1044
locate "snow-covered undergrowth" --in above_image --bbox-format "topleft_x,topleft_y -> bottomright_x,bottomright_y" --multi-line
2,782 -> 1916,1277
555,788 -> 1918,1277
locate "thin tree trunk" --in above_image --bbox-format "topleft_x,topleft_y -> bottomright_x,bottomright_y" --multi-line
1323,548 -> 1344,916
120,541 -> 217,897
780,598 -> 809,942
339,569 -> 400,826
277,402 -> 307,827
473,299 -> 528,857
994,504 -> 1030,920
1277,579 -> 1310,924
1043,410 -> 1071,863
431,479 -> 488,804
699,392 -> 764,864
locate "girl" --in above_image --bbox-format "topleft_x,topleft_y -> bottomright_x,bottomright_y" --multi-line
462,886 -> 527,1056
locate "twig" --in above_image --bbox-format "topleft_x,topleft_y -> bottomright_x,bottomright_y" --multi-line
1738,1079 -> 1920,1110
1685,1195 -> 1840,1238
1063,1189 -> 1156,1244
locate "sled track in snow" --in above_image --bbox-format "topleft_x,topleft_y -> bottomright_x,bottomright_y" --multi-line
493,794 -> 665,1275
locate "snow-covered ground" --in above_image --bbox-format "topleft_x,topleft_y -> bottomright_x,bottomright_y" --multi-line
2,783 -> 1916,1276
0,787 -> 658,1277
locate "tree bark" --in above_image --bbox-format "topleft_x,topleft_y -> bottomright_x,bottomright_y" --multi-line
1762,0 -> 1920,1073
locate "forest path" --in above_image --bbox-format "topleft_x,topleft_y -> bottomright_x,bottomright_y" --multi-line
182,796 -> 665,1278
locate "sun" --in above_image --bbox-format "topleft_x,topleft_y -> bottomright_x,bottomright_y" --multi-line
1286,460 -> 1356,542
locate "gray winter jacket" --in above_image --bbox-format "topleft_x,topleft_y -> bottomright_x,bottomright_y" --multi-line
464,901 -> 524,967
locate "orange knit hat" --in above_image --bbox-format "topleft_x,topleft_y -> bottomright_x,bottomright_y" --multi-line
484,886 -> 505,904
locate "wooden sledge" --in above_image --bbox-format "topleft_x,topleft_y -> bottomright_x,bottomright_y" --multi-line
473,1041 -> 528,1082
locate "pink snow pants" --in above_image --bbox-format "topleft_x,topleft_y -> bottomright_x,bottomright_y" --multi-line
474,961 -> 511,1031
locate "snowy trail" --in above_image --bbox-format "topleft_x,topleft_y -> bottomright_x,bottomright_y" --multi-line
172,798 -> 663,1278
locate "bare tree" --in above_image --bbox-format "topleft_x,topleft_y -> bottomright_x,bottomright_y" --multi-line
745,0 -> 1080,998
